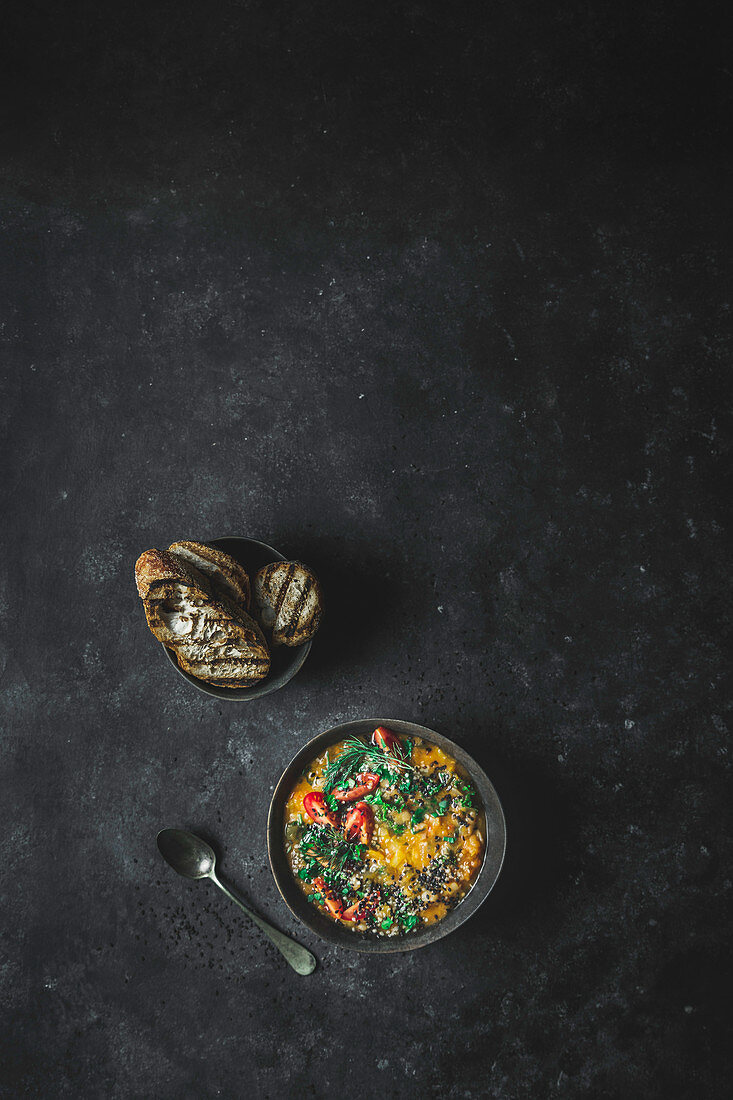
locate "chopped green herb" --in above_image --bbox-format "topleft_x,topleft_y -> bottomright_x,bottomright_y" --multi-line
411,808 -> 425,824
381,918 -> 393,930
301,823 -> 365,875
364,791 -> 393,822
460,784 -> 474,807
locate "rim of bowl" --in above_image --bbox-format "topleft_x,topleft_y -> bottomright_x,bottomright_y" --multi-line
161,536 -> 312,701
267,718 -> 507,952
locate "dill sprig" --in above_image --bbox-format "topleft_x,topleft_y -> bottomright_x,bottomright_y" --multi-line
323,736 -> 416,793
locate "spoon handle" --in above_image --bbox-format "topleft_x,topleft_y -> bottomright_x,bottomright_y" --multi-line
209,871 -> 317,976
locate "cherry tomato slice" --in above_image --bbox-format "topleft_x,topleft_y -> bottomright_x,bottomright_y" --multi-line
333,771 -> 380,802
373,726 -> 402,755
343,801 -> 374,846
312,875 -> 344,919
303,791 -> 339,828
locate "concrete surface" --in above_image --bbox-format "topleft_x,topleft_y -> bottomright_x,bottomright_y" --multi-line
1,1 -> 730,1096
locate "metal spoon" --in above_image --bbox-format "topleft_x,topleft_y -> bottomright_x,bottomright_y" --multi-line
156,828 -> 316,976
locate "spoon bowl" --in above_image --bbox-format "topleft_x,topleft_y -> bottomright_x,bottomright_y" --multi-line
157,828 -> 215,879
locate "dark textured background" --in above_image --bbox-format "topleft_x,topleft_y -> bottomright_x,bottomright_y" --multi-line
1,1 -> 731,1097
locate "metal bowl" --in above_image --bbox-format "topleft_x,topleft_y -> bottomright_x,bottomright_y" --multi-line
267,718 -> 506,952
162,536 -> 312,701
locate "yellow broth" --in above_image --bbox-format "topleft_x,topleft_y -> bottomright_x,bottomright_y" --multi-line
284,731 -> 485,936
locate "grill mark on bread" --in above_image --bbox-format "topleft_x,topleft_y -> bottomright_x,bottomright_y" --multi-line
272,562 -> 296,624
253,560 -> 323,647
280,573 -> 314,639
192,656 -> 269,671
177,651 -> 270,685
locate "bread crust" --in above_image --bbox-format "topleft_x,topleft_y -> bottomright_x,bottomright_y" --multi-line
168,540 -> 251,610
135,548 -> 208,599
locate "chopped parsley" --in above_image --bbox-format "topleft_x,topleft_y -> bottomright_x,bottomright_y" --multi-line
456,782 -> 474,808
364,791 -> 393,822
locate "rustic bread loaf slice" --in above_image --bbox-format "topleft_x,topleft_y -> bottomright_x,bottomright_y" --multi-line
135,548 -> 206,600
168,540 -> 251,610
135,549 -> 270,685
253,561 -> 323,647
177,653 -> 270,687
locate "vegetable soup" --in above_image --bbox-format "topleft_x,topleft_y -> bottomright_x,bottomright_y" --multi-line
284,727 -> 485,936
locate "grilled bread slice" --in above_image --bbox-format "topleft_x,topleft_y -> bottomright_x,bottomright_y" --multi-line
176,653 -> 270,688
253,561 -> 323,647
135,549 -> 270,686
168,540 -> 251,610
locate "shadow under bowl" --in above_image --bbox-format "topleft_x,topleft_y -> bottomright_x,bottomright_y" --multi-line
268,718 -> 507,952
162,536 -> 311,701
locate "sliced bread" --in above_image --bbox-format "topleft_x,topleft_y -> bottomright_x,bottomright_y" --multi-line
253,561 -> 323,647
135,549 -> 269,686
168,540 -> 251,610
